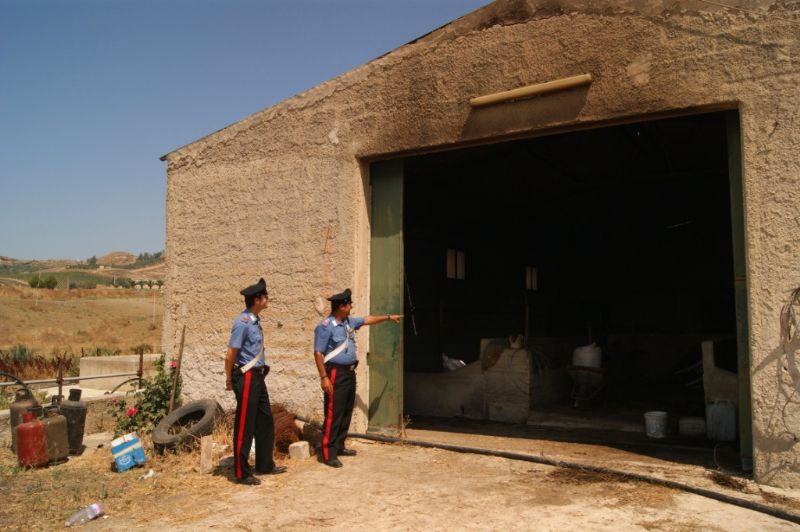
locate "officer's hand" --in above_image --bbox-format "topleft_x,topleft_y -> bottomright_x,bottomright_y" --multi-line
389,314 -> 402,324
226,380 -> 233,391
321,376 -> 333,396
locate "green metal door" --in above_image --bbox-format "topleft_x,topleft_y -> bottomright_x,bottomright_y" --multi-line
368,159 -> 404,435
726,111 -> 753,471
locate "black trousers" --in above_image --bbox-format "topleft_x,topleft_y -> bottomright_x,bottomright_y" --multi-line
321,364 -> 356,462
232,368 -> 275,480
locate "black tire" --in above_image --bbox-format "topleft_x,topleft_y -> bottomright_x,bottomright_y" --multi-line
152,399 -> 222,450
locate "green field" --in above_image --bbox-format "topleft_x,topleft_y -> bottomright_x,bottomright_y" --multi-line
3,271 -> 114,288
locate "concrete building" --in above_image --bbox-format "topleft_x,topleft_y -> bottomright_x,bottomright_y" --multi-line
161,1 -> 800,487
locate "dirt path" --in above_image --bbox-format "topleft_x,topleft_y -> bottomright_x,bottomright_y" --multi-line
87,439 -> 795,531
3,432 -> 799,530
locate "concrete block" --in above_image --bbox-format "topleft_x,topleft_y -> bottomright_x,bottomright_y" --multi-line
289,441 -> 310,460
79,354 -> 162,392
404,361 -> 485,419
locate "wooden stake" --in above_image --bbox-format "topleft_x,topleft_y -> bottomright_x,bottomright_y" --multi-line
200,435 -> 214,473
168,325 -> 185,414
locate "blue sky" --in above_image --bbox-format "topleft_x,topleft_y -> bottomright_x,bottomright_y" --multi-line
0,0 -> 487,260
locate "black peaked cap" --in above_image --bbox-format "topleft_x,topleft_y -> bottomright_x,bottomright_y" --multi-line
240,278 -> 268,297
327,288 -> 352,303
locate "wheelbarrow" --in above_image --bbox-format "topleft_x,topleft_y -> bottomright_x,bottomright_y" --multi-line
566,365 -> 606,408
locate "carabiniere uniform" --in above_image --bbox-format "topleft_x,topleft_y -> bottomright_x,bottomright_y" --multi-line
314,292 -> 364,464
229,279 -> 277,481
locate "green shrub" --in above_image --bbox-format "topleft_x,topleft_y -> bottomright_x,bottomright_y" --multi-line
80,347 -> 122,357
27,274 -> 58,289
4,344 -> 36,363
108,356 -> 180,436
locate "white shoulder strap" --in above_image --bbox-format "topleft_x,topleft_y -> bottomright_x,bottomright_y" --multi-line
240,343 -> 264,373
323,323 -> 352,363
240,314 -> 265,373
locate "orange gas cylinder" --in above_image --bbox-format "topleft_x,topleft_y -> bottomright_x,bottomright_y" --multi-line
16,411 -> 48,468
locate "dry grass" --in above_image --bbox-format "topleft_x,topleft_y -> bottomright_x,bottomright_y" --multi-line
0,405 -> 301,530
0,285 -> 162,355
545,466 -> 677,510
0,438 -> 233,530
760,488 -> 800,512
212,404 -> 301,457
546,466 -> 633,484
708,470 -> 748,491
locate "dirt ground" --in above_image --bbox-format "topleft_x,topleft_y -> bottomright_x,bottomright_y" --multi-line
2,430 -> 799,531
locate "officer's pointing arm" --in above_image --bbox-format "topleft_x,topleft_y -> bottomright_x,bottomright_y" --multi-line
363,314 -> 402,326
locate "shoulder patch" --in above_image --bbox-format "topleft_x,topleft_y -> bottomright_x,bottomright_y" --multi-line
241,315 -> 250,323
322,318 -> 330,327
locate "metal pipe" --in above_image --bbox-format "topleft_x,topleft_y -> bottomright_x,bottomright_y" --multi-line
56,364 -> 63,403
106,377 -> 144,394
469,73 -> 592,108
138,351 -> 144,389
0,372 -> 139,388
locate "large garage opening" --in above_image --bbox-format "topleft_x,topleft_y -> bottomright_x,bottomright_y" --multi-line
399,111 -> 746,451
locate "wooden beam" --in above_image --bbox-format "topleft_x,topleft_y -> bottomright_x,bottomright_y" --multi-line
470,74 -> 592,108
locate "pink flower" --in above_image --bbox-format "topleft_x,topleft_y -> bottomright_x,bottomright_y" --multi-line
111,398 -> 118,404
170,361 -> 177,369
126,407 -> 139,417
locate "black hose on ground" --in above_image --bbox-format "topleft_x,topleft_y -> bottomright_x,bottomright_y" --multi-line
344,431 -> 800,526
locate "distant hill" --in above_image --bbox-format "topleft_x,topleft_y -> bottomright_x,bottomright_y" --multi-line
0,257 -> 79,272
0,250 -> 165,286
97,251 -> 136,266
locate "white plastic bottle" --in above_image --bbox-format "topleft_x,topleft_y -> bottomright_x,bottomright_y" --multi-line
65,502 -> 104,527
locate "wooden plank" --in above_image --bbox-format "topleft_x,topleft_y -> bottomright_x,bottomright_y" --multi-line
368,159 -> 404,435
200,435 -> 213,473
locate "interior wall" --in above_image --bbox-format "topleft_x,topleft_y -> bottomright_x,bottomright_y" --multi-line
403,112 -> 736,412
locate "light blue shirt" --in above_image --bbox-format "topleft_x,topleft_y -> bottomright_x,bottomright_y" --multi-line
314,316 -> 365,365
228,310 -> 265,368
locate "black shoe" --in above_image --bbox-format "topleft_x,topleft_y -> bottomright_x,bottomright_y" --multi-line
325,458 -> 343,468
256,465 -> 287,475
339,448 -> 357,456
238,475 -> 261,486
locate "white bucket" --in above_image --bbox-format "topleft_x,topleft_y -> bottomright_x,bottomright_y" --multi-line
644,411 -> 668,439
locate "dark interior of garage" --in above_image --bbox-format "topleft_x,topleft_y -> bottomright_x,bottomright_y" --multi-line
401,111 -> 740,433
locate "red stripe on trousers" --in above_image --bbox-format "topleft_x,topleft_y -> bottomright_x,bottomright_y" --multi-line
235,371 -> 252,479
322,368 -> 337,461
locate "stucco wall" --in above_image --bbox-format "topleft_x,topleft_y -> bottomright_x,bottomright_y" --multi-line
162,0 -> 800,486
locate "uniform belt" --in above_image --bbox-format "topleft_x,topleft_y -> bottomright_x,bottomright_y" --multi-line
325,361 -> 358,372
234,364 -> 270,376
